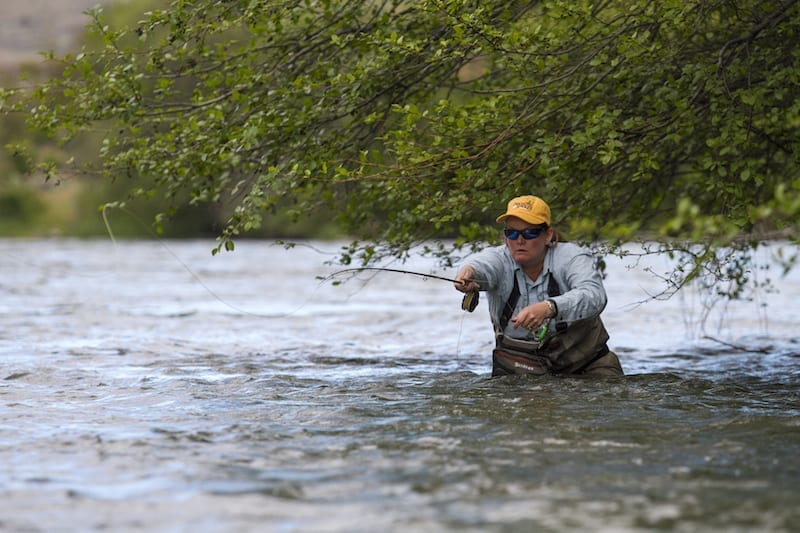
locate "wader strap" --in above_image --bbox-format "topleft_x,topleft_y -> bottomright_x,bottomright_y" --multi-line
499,273 -> 558,331
547,273 -> 561,298
498,275 -> 520,331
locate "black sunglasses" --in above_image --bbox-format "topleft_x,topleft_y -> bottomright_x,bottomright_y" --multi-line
504,227 -> 546,240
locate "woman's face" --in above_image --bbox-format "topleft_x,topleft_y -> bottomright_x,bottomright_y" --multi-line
503,216 -> 553,269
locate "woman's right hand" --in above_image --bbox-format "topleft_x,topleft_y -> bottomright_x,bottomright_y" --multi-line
454,266 -> 477,293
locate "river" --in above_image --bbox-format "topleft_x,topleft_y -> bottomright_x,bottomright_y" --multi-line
1,238 -> 798,532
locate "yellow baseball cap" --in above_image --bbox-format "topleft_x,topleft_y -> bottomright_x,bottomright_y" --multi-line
496,195 -> 551,226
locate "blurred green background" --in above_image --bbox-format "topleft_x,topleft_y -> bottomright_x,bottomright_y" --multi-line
0,0 -> 343,240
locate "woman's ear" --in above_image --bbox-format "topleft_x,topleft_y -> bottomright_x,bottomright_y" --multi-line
547,228 -> 558,247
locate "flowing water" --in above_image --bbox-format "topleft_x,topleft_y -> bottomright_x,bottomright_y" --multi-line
1,238 -> 799,532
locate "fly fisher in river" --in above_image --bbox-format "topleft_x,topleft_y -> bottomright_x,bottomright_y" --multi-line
454,195 -> 624,377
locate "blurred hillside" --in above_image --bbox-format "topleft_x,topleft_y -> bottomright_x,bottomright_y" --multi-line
0,0 -> 344,239
0,0 -> 107,71
0,1 -> 115,237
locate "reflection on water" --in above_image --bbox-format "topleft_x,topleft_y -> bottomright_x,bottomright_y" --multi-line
1,238 -> 799,531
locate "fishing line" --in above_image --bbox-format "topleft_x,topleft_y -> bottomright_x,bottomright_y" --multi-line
101,204 -> 329,319
455,311 -> 467,370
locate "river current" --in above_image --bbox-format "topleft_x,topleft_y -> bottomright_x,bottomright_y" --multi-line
1,238 -> 799,532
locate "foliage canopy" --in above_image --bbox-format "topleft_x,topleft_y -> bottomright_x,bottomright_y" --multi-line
3,0 -> 799,297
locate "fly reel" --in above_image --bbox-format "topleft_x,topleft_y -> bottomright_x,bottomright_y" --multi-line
461,290 -> 479,312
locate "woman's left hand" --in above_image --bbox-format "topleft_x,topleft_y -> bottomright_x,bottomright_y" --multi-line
511,301 -> 552,330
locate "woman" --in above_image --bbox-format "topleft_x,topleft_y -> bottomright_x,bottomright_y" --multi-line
454,195 -> 623,376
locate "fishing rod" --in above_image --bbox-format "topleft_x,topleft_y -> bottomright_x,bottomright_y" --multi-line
323,267 -> 482,312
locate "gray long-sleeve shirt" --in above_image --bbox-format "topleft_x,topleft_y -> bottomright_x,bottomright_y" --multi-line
463,242 -> 608,341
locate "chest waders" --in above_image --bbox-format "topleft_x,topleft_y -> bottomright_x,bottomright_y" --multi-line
492,274 -> 611,377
